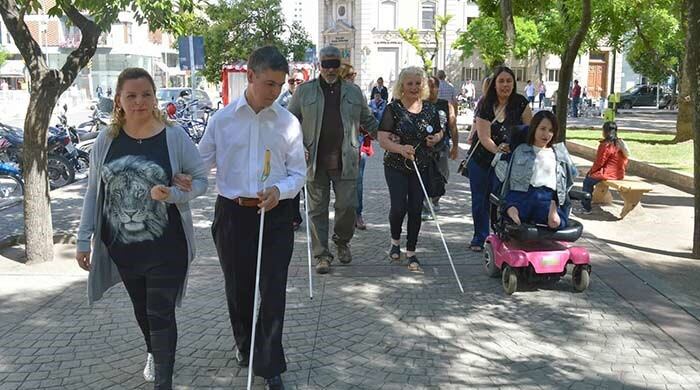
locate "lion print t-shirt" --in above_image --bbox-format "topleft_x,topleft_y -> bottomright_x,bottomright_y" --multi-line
100,128 -> 186,266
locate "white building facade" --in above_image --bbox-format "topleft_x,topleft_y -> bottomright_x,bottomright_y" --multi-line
319,0 -> 642,100
0,0 -> 184,97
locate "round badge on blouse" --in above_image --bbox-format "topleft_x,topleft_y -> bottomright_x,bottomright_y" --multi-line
426,125 -> 434,134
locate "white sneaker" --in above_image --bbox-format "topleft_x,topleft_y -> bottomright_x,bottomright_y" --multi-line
143,353 -> 155,382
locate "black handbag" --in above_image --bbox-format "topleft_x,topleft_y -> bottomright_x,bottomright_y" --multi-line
426,153 -> 446,198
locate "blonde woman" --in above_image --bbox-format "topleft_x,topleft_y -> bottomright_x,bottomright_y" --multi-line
377,66 -> 444,271
76,68 -> 207,389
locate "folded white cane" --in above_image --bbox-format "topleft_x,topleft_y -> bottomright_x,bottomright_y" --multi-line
303,186 -> 313,299
411,159 -> 465,293
247,150 -> 271,390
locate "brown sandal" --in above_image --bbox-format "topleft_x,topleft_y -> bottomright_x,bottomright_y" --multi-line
470,245 -> 483,252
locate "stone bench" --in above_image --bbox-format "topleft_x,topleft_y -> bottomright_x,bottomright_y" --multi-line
591,179 -> 653,219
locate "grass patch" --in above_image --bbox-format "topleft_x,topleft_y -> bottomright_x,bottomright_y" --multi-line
566,129 -> 693,175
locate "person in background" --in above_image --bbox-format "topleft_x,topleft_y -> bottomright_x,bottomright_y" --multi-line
551,90 -> 558,115
340,63 -> 372,231
538,80 -> 547,109
570,80 -> 581,117
524,80 -> 536,109
465,77 -> 491,145
437,70 -> 458,108
371,77 -> 389,101
277,70 -> 306,230
369,92 -> 386,122
577,121 -> 630,214
423,75 -> 458,220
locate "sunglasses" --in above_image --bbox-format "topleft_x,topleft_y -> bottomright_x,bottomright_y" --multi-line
288,79 -> 303,84
321,59 -> 341,69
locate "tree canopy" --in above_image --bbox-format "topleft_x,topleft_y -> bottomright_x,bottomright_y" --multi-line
180,0 -> 313,82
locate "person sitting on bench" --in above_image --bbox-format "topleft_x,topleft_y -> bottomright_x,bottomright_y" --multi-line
578,121 -> 630,214
503,111 -> 577,229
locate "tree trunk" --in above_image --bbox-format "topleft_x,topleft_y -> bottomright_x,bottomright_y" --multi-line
23,75 -> 61,264
675,49 -> 694,142
500,0 -> 516,55
556,0 -> 592,141
687,0 -> 700,257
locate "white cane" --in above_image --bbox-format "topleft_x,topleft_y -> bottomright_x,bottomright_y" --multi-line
303,186 -> 313,299
411,159 -> 465,293
247,150 -> 271,390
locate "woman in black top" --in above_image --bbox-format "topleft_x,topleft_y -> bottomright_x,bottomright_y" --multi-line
76,68 -> 206,390
378,66 -> 443,271
467,66 -> 532,251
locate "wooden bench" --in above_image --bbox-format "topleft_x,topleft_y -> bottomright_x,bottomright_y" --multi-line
591,179 -> 653,219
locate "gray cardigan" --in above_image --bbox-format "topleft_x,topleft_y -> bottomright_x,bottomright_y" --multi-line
77,125 -> 208,305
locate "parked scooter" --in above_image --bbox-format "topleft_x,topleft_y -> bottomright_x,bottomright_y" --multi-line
0,122 -> 78,189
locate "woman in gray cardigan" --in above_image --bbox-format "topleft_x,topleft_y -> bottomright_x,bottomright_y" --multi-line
76,68 -> 207,390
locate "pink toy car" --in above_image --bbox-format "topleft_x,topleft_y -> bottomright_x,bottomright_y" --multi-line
483,192 -> 592,295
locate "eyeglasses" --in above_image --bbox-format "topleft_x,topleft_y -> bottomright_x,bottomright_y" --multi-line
288,79 -> 303,84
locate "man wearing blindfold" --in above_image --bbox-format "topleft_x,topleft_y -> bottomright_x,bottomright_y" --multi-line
288,45 -> 378,275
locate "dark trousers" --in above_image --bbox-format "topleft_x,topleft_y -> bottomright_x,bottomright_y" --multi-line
582,176 -> 600,211
112,252 -> 187,390
467,159 -> 499,247
385,166 -> 425,252
212,196 -> 293,379
292,190 -> 303,224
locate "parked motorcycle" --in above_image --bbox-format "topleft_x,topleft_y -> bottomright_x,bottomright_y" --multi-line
0,137 -> 24,201
55,104 -> 89,173
0,122 -> 77,189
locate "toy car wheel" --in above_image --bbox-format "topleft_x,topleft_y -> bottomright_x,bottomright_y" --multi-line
572,265 -> 590,292
483,242 -> 500,278
502,265 -> 518,295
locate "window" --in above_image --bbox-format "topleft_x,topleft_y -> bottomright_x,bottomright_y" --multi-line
547,69 -> 560,82
462,67 -> 482,82
513,67 -> 526,82
466,17 -> 477,26
421,1 -> 436,30
122,22 -> 133,44
378,1 -> 396,30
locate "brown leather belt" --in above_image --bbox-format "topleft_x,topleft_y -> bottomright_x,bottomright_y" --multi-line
232,197 -> 259,208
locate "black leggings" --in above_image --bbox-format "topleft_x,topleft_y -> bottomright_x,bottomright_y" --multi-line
385,166 -> 425,252
112,252 -> 187,388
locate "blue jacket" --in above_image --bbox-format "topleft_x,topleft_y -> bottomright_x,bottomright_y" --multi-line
502,143 -> 578,206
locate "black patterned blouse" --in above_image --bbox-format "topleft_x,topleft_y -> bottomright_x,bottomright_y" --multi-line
378,100 -> 442,173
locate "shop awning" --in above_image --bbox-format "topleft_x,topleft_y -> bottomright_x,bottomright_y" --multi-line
0,60 -> 26,77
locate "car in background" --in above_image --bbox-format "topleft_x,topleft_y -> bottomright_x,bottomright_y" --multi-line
156,88 -> 213,112
618,85 -> 673,109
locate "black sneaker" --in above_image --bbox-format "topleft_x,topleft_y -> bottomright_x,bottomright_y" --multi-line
236,349 -> 249,367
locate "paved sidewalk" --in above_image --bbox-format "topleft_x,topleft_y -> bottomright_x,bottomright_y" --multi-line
1,142 -> 700,389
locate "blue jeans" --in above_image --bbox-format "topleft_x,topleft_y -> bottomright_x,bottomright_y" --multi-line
504,186 -> 568,229
356,152 -> 367,216
582,176 -> 600,211
572,97 -> 581,117
467,159 -> 498,247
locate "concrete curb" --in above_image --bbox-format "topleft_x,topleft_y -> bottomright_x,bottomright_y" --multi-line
566,141 -> 694,194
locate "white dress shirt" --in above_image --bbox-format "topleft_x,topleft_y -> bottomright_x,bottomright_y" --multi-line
530,146 -> 557,191
198,93 -> 306,200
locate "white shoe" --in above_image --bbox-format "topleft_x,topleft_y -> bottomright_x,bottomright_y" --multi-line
143,353 -> 155,382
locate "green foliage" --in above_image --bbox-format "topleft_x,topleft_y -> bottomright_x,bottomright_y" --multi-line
19,0 -> 195,34
193,0 -> 313,82
452,16 -> 542,69
398,14 -> 452,72
398,28 -> 434,71
0,46 -> 8,68
287,21 -> 313,62
452,16 -> 506,69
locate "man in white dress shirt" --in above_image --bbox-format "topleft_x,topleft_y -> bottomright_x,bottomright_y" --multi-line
198,45 -> 305,390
